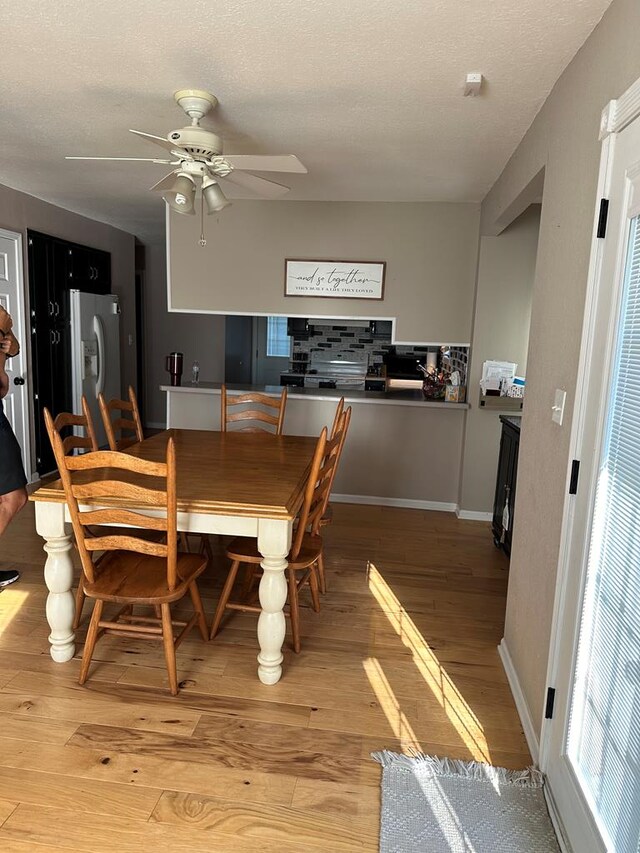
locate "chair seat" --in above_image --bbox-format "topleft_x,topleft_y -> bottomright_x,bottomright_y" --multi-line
84,551 -> 207,604
226,534 -> 323,570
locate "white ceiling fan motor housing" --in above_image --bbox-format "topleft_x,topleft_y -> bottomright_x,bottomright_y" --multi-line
167,126 -> 224,159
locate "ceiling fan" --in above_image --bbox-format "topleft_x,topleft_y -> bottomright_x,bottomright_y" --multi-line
66,89 -> 307,216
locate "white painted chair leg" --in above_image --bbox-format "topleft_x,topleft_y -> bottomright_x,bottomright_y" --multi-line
35,502 -> 76,662
256,518 -> 292,685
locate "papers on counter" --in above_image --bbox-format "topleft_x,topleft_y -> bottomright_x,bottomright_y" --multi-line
480,360 -> 523,396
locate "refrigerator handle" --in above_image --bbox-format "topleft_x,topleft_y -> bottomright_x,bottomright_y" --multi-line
93,314 -> 106,398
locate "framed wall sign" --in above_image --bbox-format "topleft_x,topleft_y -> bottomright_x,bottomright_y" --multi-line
284,259 -> 386,300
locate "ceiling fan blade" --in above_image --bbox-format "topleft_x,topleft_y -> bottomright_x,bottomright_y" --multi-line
221,171 -> 290,198
149,172 -> 179,192
222,154 -> 307,173
129,129 -> 188,155
66,156 -> 175,164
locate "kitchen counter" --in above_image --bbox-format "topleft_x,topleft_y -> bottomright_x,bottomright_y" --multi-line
160,381 -> 469,410
161,382 -> 469,509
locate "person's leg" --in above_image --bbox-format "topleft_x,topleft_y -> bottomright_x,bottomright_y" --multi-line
0,486 -> 28,537
0,486 -> 28,586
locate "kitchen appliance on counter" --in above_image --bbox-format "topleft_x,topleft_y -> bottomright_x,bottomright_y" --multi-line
165,352 -> 184,387
383,349 -> 437,389
303,350 -> 368,390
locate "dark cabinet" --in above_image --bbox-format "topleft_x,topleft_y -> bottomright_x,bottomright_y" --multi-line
369,319 -> 392,336
492,415 -> 521,557
66,243 -> 110,294
27,230 -> 111,474
287,317 -> 310,338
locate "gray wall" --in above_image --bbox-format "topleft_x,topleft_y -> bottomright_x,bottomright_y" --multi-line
459,205 -> 540,513
0,181 -> 136,471
481,0 -> 640,735
168,201 -> 481,344
143,241 -> 226,425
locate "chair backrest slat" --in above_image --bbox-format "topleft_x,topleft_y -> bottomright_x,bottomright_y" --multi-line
296,406 -> 352,544
290,427 -> 328,561
52,397 -> 99,457
44,408 -> 178,590
99,386 -> 144,451
221,385 -> 287,435
330,397 -> 345,439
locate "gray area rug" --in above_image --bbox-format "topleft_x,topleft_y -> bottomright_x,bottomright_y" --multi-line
373,752 -> 561,853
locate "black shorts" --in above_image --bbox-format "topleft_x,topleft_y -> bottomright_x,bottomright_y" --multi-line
0,410 -> 27,496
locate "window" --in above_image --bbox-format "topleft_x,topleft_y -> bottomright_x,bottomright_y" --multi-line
266,316 -> 291,358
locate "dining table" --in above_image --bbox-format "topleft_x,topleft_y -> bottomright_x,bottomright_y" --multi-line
30,428 -> 318,684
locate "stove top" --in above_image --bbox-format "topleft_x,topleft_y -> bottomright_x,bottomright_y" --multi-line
304,350 -> 368,389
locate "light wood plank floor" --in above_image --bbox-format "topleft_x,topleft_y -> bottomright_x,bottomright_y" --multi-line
0,501 -> 529,852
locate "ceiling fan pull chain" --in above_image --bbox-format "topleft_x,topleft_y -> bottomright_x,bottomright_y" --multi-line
199,183 -> 207,247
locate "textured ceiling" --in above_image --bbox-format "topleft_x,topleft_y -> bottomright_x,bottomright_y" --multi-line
0,0 -> 611,242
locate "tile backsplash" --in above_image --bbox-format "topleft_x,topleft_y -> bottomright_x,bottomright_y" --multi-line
289,322 -> 469,384
291,324 -> 392,372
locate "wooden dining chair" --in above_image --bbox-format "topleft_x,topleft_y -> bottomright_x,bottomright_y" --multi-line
98,385 -> 144,451
51,396 -> 99,456
47,399 -> 100,629
316,397 -> 346,535
210,411 -> 349,652
316,404 -> 352,592
44,410 -> 208,695
98,386 -> 210,559
220,385 -> 288,434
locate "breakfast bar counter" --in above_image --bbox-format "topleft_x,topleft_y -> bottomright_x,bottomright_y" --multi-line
161,382 -> 468,510
161,381 -> 470,409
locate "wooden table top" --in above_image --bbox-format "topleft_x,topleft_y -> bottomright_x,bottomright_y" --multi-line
30,429 -> 318,520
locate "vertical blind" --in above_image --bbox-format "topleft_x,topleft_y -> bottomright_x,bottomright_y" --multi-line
568,214 -> 640,852
266,316 -> 290,357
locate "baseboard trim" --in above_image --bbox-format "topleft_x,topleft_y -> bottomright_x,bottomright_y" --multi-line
498,638 -> 540,765
331,494 -> 458,513
145,421 -> 166,430
456,508 -> 493,521
544,784 -> 572,853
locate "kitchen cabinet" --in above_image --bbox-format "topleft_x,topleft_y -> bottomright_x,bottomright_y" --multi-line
492,415 -> 521,557
27,230 -> 111,474
287,317 -> 310,338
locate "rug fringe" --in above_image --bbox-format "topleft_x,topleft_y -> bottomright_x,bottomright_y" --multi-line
371,751 -> 545,788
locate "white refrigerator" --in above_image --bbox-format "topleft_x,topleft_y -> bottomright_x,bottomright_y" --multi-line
70,290 -> 121,449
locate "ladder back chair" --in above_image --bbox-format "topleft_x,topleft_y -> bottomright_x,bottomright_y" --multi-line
316,403 -> 352,592
98,386 -> 210,559
98,385 -> 144,451
44,409 -> 208,695
51,396 -> 99,456
48,398 -> 99,629
211,411 -> 350,652
221,385 -> 288,434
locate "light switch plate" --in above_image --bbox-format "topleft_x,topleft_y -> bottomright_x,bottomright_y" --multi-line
552,389 -> 566,425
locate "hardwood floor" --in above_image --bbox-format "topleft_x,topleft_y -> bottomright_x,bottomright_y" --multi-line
0,501 -> 529,851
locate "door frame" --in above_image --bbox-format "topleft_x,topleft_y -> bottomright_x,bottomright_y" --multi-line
540,75 -> 640,846
0,227 -> 33,482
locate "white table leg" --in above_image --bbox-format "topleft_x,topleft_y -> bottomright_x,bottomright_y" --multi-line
35,502 -> 76,663
256,518 -> 292,685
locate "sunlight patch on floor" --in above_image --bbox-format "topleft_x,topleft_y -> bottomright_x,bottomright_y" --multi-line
363,656 -> 422,750
0,588 -> 30,639
368,561 -> 491,762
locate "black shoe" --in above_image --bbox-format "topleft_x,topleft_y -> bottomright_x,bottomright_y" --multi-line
0,569 -> 20,587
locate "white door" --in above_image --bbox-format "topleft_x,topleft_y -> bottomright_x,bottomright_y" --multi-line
542,111 -> 640,851
70,290 -> 121,448
0,229 -> 32,481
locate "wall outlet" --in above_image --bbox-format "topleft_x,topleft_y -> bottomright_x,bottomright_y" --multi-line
552,389 -> 566,425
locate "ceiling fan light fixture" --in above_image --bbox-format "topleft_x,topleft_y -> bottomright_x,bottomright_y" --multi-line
202,177 -> 231,213
163,173 -> 196,214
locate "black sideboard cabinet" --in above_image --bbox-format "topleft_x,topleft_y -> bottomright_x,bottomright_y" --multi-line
492,415 -> 521,557
27,230 -> 111,475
